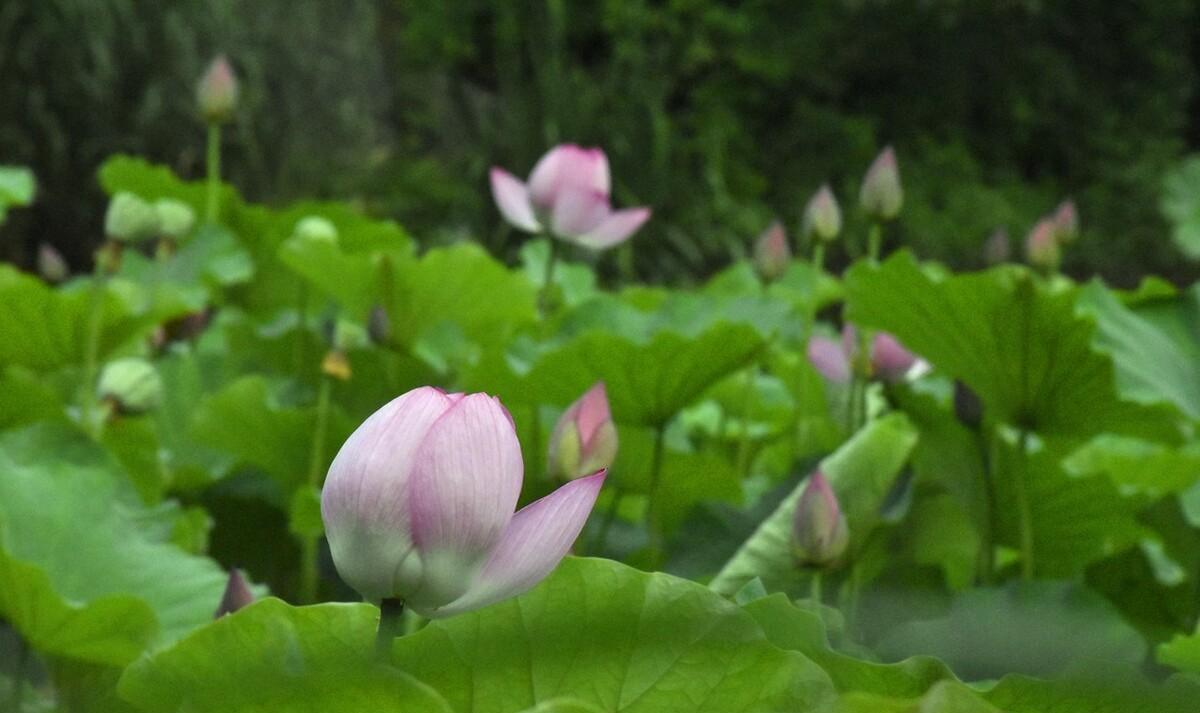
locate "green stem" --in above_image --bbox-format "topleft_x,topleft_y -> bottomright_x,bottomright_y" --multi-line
295,284 -> 309,375
811,242 -> 825,274
810,571 -> 823,603
977,429 -> 999,585
79,257 -> 109,438
299,377 -> 333,603
205,123 -> 222,224
644,423 -> 669,540
375,598 -> 405,661
538,237 -> 559,316
867,223 -> 882,263
589,488 -> 624,556
1013,429 -> 1035,580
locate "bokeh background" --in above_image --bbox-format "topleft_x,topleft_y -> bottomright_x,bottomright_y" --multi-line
4,0 -> 1200,284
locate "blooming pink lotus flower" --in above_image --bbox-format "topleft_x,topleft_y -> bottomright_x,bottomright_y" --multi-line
548,382 -> 619,482
197,55 -> 238,124
792,472 -> 849,567
489,144 -> 651,249
859,146 -> 903,222
802,184 -> 842,243
806,324 -> 918,384
1025,218 -> 1060,271
753,220 -> 791,281
321,387 -> 605,617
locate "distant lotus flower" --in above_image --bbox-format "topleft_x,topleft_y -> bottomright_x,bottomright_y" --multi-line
984,228 -> 1010,265
1025,218 -> 1060,272
753,220 -> 791,281
197,55 -> 238,124
859,146 -> 903,222
548,382 -> 618,482
37,243 -> 68,283
322,387 -> 606,617
802,184 -> 842,242
1052,200 -> 1078,244
489,144 -> 651,250
792,472 -> 849,567
806,324 -> 917,384
214,569 -> 256,618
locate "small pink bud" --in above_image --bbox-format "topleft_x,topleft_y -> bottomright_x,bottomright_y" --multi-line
753,220 -> 791,281
37,243 -> 68,282
803,184 -> 842,242
548,382 -> 618,481
1052,200 -> 1078,244
859,146 -> 903,222
1025,218 -> 1060,272
871,332 -> 917,383
792,472 -> 849,568
214,569 -> 255,617
984,228 -> 1010,265
196,55 -> 238,124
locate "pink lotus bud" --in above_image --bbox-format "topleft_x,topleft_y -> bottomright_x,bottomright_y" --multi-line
321,387 -> 606,617
792,472 -> 849,567
1052,200 -> 1078,244
489,144 -> 651,250
984,228 -> 1010,265
859,146 -> 903,222
802,184 -> 842,242
807,325 -> 917,384
548,382 -> 618,482
807,335 -> 851,383
196,55 -> 238,124
214,569 -> 255,618
1025,218 -> 1060,272
37,242 -> 68,282
753,220 -> 791,281
871,332 -> 917,383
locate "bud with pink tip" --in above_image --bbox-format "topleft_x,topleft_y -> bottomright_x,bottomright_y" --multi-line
548,382 -> 619,482
753,220 -> 791,281
489,144 -> 651,250
1025,218 -> 1060,272
321,387 -> 606,617
802,184 -> 842,242
1052,200 -> 1078,244
37,243 -> 68,282
807,325 -> 918,384
196,55 -> 238,124
792,472 -> 849,567
214,569 -> 256,618
859,146 -> 903,222
984,228 -> 1010,265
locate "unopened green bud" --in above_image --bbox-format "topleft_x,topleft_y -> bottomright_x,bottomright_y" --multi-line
803,184 -> 842,242
104,192 -> 161,243
197,55 -> 238,125
155,199 -> 196,239
548,383 -> 618,481
97,357 -> 163,414
859,146 -> 903,222
792,472 -> 849,568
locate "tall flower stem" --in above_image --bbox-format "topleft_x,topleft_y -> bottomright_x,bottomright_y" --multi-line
1013,428 -> 1035,580
811,242 -> 825,275
588,487 -> 624,556
644,423 -> 669,556
538,237 -> 559,316
867,223 -> 882,263
375,598 -> 406,661
205,123 -> 222,224
79,256 -> 109,438
299,376 -> 333,603
810,571 -> 823,603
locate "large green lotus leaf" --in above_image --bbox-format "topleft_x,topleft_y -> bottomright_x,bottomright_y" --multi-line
118,599 -> 451,713
0,365 -> 65,429
983,673 -> 1200,713
1063,434 -> 1200,497
1076,282 -> 1200,419
390,557 -> 834,713
276,231 -> 383,321
0,424 -> 229,665
742,594 -> 955,698
117,224 -> 254,313
877,581 -> 1145,681
837,680 -> 1000,713
526,323 -> 766,427
709,412 -> 918,596
843,252 -> 1179,439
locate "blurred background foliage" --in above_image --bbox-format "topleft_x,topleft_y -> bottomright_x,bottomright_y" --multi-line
3,0 -> 1199,284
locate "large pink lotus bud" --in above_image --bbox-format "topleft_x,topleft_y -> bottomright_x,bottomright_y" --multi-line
321,387 -> 605,617
859,146 -> 903,222
196,55 -> 238,124
807,325 -> 917,384
548,383 -> 618,482
753,220 -> 791,281
1025,218 -> 1060,272
489,144 -> 651,250
792,472 -> 849,567
871,332 -> 918,383
802,184 -> 842,242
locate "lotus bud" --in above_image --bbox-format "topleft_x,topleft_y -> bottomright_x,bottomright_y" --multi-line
214,569 -> 255,618
870,332 -> 918,383
1025,218 -> 1060,272
97,357 -> 163,415
489,144 -> 651,250
753,220 -> 791,281
196,55 -> 238,124
1052,200 -> 1078,244
792,472 -> 849,568
155,199 -> 196,239
37,243 -> 68,283
368,304 -> 391,345
548,382 -> 618,482
953,380 -> 983,429
104,192 -> 161,244
294,215 -> 339,245
802,184 -> 842,242
859,146 -> 903,222
808,325 -> 918,384
984,228 -> 1010,265
321,387 -> 606,616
